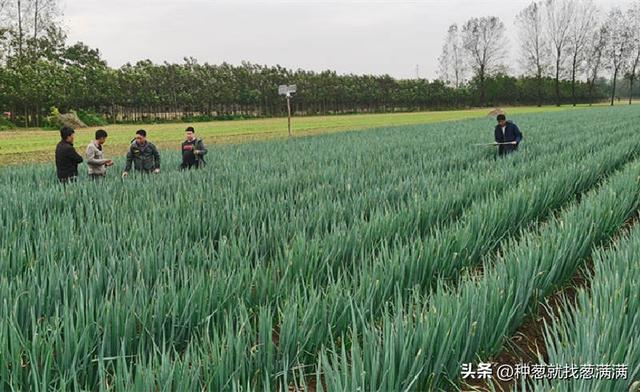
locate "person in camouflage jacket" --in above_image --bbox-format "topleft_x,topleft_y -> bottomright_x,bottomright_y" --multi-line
122,129 -> 161,176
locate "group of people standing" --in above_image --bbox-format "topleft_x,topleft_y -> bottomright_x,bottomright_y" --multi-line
54,114 -> 522,183
55,126 -> 207,183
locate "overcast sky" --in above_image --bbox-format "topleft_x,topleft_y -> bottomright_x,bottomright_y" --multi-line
62,0 -> 631,80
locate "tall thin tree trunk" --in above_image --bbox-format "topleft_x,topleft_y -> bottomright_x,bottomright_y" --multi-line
536,71 -> 542,107
630,57 -> 639,105
555,57 -> 561,106
611,69 -> 618,106
479,68 -> 486,107
17,0 -> 23,59
34,0 -> 39,41
571,56 -> 577,107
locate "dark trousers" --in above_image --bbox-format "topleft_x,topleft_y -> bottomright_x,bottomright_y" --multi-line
498,145 -> 518,156
58,176 -> 78,184
180,162 -> 203,170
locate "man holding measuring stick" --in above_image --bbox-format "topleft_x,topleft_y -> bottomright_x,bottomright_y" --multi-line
493,114 -> 523,155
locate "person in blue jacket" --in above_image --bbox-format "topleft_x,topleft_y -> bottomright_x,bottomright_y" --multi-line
494,114 -> 523,155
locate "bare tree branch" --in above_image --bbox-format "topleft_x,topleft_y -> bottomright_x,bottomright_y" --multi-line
604,7 -> 633,105
584,24 -> 607,103
545,0 -> 575,105
437,23 -> 467,88
626,0 -> 640,104
461,16 -> 508,106
567,0 -> 598,106
516,1 -> 549,106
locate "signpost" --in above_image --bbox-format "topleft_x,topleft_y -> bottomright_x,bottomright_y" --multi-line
278,84 -> 297,137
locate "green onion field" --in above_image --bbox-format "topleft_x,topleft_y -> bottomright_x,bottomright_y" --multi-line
1,105 -> 639,391
0,104 -> 595,166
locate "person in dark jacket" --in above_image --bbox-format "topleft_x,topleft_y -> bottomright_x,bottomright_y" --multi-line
180,126 -> 208,170
122,129 -> 160,177
55,127 -> 83,183
494,114 -> 523,155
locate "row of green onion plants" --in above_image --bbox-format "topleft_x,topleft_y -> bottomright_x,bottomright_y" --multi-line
531,217 -> 640,391
314,146 -> 640,391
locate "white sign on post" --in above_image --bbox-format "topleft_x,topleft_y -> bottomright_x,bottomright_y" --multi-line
279,84 -> 297,97
279,85 -> 297,136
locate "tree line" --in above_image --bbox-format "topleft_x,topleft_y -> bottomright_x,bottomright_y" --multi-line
439,0 -> 640,107
0,0 -> 632,128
